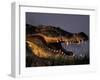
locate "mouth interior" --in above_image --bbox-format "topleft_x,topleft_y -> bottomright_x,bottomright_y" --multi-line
45,38 -> 87,56
62,41 -> 89,56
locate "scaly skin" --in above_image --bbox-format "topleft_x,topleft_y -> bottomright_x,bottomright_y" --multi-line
26,36 -> 69,58
26,24 -> 88,59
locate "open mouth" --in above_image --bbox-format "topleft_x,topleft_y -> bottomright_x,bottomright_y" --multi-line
45,37 -> 87,56
26,33 -> 88,57
26,24 -> 89,58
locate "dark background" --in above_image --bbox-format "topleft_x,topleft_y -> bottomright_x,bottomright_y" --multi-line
26,12 -> 89,56
26,12 -> 89,35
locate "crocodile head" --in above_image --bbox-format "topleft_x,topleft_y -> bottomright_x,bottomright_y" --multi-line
26,24 -> 88,58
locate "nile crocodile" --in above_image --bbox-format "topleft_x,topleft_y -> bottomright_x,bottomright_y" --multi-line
26,24 -> 88,60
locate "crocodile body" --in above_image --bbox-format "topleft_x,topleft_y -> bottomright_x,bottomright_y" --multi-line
26,24 -> 88,59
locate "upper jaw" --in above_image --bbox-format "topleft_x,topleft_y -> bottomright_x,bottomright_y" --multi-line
26,32 -> 88,45
43,38 -> 86,47
44,35 -> 87,45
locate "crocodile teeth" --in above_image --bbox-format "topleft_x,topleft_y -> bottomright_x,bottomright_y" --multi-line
59,49 -> 62,52
78,41 -> 81,44
68,41 -> 71,44
53,50 -> 56,52
57,40 -> 59,43
73,54 -> 75,56
49,49 -> 66,55
60,39 -> 62,42
65,41 -> 69,45
62,39 -> 65,42
61,52 -> 64,54
51,49 -> 54,51
56,50 -> 59,52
